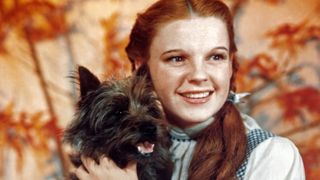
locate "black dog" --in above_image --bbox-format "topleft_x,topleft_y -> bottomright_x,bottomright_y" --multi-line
63,66 -> 172,180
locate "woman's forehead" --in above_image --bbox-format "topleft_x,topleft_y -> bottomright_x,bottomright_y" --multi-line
151,17 -> 230,53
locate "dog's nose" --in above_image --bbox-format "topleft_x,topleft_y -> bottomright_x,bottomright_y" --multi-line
141,124 -> 157,134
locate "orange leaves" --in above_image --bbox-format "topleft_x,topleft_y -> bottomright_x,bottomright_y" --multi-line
42,116 -> 63,141
276,87 -> 320,122
303,147 -> 320,180
0,0 -> 69,176
0,103 -> 26,170
0,102 -> 63,171
300,135 -> 320,180
264,0 -> 282,5
0,0 -> 69,50
266,20 -> 320,58
236,53 -> 278,92
0,2 -> 9,53
101,13 -> 131,78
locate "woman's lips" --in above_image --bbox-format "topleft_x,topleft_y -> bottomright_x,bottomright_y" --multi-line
178,91 -> 213,104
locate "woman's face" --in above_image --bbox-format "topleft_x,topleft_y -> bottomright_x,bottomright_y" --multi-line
148,17 -> 232,128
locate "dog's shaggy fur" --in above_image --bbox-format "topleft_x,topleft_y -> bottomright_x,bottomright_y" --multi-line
63,66 -> 172,180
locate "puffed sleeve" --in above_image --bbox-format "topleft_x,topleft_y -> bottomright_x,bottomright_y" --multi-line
244,137 -> 305,180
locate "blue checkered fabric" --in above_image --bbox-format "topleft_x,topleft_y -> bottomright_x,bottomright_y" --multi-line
236,129 -> 275,179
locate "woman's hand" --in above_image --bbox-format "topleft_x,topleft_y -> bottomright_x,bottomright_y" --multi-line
74,156 -> 138,180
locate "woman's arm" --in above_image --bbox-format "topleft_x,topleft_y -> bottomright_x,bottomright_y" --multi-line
74,156 -> 138,180
244,137 -> 305,180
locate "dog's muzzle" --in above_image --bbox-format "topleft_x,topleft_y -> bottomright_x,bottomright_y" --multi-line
137,141 -> 155,156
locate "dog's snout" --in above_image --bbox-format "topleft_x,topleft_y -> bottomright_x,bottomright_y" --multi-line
141,123 -> 157,134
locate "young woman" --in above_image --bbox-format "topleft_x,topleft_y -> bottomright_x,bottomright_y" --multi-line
74,0 -> 305,179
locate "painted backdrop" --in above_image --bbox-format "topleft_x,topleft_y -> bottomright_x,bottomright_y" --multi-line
0,0 -> 319,179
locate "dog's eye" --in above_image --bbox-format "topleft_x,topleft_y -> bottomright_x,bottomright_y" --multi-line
115,110 -> 123,115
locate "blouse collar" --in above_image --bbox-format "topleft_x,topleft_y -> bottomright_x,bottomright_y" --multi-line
169,117 -> 215,140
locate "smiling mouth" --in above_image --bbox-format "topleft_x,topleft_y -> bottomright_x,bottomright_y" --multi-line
178,91 -> 213,103
180,91 -> 212,98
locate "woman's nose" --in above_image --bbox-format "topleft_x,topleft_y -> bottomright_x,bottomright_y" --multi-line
187,61 -> 208,84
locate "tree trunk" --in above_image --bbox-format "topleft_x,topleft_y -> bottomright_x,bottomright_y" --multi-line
24,27 -> 67,179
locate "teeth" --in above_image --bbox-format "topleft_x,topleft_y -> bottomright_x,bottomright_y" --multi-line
182,92 -> 210,99
137,142 -> 155,155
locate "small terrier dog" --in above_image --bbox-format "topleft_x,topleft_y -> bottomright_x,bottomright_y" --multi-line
63,66 -> 172,180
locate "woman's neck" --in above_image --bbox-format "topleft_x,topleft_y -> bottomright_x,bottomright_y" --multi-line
170,117 -> 215,138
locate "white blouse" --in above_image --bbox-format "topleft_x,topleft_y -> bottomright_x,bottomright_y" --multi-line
242,114 -> 305,180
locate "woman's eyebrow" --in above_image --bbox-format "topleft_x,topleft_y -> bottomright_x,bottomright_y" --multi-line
212,46 -> 229,52
161,47 -> 229,56
205,47 -> 229,58
161,49 -> 184,56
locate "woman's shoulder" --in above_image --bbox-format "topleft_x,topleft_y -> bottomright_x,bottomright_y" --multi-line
239,114 -> 305,179
249,136 -> 301,161
244,136 -> 305,180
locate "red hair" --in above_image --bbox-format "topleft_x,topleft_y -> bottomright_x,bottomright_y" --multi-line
126,0 -> 246,179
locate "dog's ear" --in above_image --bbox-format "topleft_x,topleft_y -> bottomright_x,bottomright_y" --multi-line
78,66 -> 101,97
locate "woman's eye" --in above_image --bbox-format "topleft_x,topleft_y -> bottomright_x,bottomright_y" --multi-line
210,54 -> 227,61
165,56 -> 186,66
168,56 -> 184,63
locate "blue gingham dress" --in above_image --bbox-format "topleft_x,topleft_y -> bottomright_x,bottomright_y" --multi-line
236,129 -> 275,179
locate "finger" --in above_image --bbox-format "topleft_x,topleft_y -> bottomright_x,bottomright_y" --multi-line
74,165 -> 89,180
126,162 -> 137,171
99,156 -> 116,168
125,162 -> 138,180
80,155 -> 96,173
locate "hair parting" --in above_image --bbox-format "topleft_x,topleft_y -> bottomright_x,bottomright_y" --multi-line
184,0 -> 196,17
